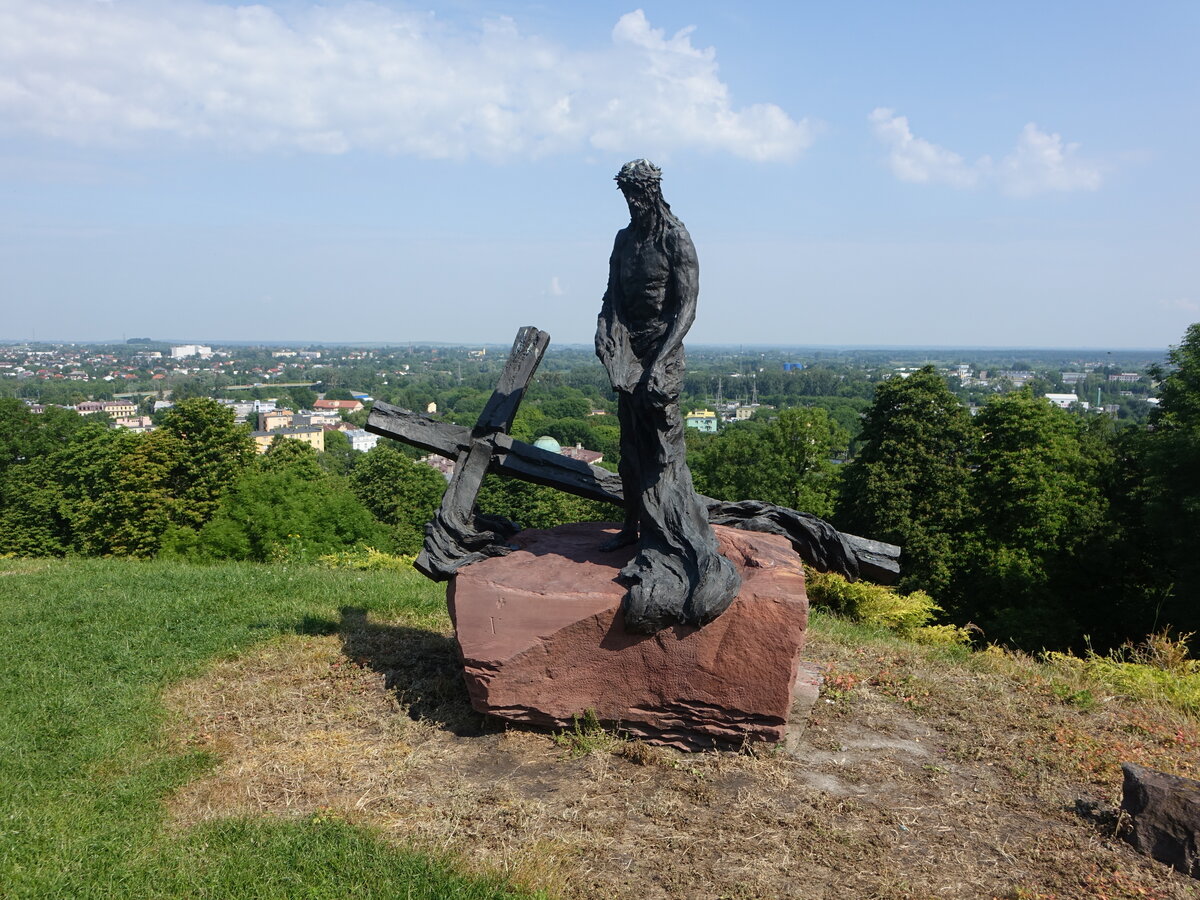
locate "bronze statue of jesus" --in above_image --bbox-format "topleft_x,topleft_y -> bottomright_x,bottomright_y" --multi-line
596,159 -> 741,633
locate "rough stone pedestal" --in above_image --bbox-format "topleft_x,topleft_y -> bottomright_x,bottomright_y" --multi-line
447,522 -> 811,750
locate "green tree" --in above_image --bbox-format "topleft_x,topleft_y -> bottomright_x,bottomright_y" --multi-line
81,429 -> 189,556
1141,322 -> 1200,633
970,392 -> 1106,553
288,387 -> 318,410
0,455 -> 72,556
0,425 -> 193,558
692,408 -> 847,518
195,442 -> 387,561
1152,326 -> 1200,427
157,399 -> 255,530
170,378 -> 211,401
510,405 -> 549,444
259,434 -> 325,478
0,400 -> 87,479
476,476 -> 616,531
541,396 -> 591,419
542,418 -> 599,451
319,429 -> 358,476
836,367 -> 975,596
690,427 -> 760,501
348,444 -> 447,554
948,391 -> 1108,647
0,398 -> 37,476
589,423 -> 622,469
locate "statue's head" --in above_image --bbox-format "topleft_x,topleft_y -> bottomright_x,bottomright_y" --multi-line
615,159 -> 662,196
615,159 -> 666,225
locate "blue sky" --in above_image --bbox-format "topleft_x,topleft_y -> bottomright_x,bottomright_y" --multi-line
1,0 -> 1197,348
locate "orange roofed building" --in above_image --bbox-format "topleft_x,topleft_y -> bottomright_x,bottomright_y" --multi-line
313,399 -> 364,413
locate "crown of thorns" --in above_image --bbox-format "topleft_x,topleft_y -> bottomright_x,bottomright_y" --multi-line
615,159 -> 662,188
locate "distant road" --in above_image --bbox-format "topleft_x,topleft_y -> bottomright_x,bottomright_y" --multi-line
110,381 -> 323,399
220,382 -> 324,391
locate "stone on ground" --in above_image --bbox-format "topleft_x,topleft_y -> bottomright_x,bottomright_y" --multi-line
1121,762 -> 1200,878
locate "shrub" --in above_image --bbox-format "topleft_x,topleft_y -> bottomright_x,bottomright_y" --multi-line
805,567 -> 970,645
1045,630 -> 1200,715
193,446 -> 390,562
317,548 -> 415,572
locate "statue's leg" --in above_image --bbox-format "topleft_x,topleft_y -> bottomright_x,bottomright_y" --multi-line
600,391 -> 640,551
619,388 -> 740,632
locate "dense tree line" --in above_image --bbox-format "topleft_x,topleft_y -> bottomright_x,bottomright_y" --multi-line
2,324 -> 1198,654
0,399 -> 447,561
834,323 -> 1200,651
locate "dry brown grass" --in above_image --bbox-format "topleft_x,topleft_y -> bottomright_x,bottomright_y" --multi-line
165,608 -> 1200,900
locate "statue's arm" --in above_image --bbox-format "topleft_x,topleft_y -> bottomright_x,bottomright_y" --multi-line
595,231 -> 639,391
647,228 -> 698,394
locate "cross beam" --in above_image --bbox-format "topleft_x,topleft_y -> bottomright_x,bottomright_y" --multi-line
365,327 -> 901,584
382,326 -> 556,577
365,403 -> 624,506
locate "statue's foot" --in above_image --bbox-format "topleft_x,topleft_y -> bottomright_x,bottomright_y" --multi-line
599,529 -> 638,552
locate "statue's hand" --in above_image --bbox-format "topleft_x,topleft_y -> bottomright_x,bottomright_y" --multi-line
646,366 -> 671,400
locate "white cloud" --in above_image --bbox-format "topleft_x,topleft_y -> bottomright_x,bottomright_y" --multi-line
548,276 -> 564,296
997,123 -> 1104,196
869,108 -> 1104,195
868,108 -> 978,187
0,2 -> 813,162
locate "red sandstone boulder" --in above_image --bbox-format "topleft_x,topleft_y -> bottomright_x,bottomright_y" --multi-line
447,522 -> 810,749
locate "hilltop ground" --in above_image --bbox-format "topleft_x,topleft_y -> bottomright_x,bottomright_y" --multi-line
166,601 -> 1200,899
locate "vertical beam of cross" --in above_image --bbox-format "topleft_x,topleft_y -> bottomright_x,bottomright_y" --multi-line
414,326 -> 550,578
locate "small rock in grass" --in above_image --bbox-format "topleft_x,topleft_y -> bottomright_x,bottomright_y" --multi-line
1120,762 -> 1200,878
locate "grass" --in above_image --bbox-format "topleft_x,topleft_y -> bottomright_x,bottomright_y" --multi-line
807,610 -> 1200,787
0,556 -> 535,899
552,710 -> 621,758
4,554 -> 1200,898
160,596 -> 1200,898
1045,631 -> 1200,716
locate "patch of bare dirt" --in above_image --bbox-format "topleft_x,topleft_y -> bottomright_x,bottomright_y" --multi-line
165,608 -> 1200,899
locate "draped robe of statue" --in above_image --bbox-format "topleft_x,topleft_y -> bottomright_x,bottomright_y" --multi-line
595,160 -> 741,634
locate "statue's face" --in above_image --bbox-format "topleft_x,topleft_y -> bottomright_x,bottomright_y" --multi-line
616,176 -> 639,196
618,178 -> 653,217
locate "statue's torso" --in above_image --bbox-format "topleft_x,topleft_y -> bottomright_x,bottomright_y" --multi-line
614,230 -> 675,358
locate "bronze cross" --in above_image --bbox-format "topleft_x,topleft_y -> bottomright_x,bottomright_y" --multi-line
366,326 -> 624,578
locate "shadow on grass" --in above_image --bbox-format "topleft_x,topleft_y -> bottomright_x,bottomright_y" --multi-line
295,607 -> 495,738
1073,797 -> 1123,837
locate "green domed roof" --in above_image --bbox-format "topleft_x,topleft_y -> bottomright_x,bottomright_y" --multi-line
532,435 -> 562,453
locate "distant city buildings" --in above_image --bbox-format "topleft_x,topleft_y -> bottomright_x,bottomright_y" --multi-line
113,416 -> 154,433
313,398 -> 364,413
251,426 -> 325,454
169,345 -> 213,359
258,409 -> 294,431
344,429 -> 379,453
998,370 -> 1035,387
74,400 -> 138,417
1044,393 -> 1090,411
0,340 -> 1167,468
560,443 -> 604,466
